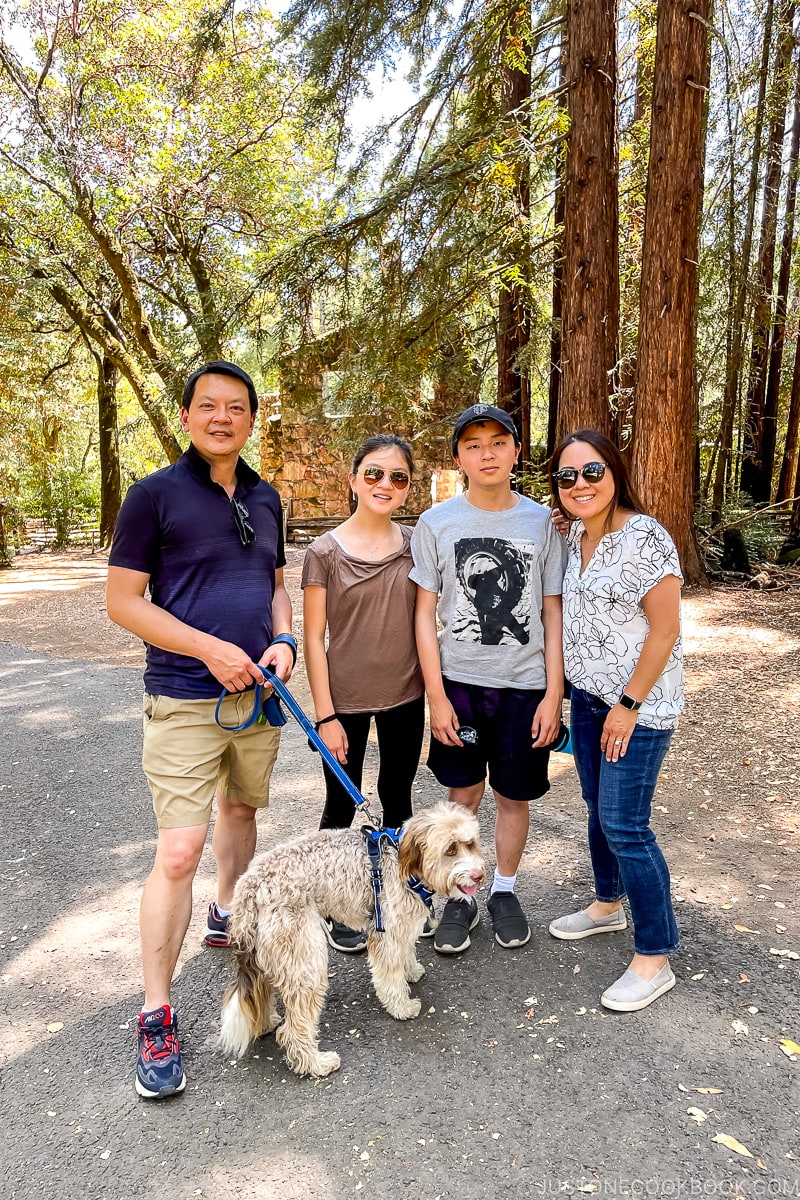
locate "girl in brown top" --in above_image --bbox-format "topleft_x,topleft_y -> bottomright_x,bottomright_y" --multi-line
301,435 -> 425,952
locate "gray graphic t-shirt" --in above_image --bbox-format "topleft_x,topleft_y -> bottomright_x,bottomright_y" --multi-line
410,493 -> 566,689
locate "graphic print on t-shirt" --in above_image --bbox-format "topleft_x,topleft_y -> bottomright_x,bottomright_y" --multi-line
452,537 -> 534,645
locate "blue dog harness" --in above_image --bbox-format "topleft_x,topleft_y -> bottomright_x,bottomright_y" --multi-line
215,672 -> 434,929
361,826 -> 435,933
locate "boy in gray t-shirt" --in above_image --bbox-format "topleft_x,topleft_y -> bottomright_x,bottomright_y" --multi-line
410,404 -> 565,954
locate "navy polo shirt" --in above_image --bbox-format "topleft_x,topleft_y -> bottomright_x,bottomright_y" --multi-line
109,443 -> 286,699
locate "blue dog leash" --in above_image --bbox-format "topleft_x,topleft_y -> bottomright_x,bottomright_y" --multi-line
214,672 -> 436,927
214,668 -> 381,826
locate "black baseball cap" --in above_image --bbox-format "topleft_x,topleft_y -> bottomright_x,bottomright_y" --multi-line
182,361 -> 259,414
451,404 -> 520,455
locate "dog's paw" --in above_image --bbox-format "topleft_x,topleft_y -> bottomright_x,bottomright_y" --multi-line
406,961 -> 425,983
308,1051 -> 341,1078
390,997 -> 422,1021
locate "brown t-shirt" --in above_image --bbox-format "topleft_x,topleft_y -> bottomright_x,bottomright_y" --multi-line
301,525 -> 424,713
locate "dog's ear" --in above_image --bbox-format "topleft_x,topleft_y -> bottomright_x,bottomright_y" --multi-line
397,814 -> 427,881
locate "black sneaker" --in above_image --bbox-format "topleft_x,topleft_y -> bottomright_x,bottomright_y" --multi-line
419,915 -> 436,938
324,918 -> 368,954
204,902 -> 230,948
434,897 -> 479,954
135,1006 -> 186,1099
487,891 -> 531,948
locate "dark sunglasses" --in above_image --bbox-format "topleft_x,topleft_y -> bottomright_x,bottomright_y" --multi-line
231,497 -> 255,546
552,462 -> 608,489
361,466 -> 411,488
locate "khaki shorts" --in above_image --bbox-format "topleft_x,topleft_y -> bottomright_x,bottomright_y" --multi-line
142,693 -> 282,829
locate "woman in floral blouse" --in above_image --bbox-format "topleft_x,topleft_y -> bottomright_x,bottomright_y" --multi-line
548,429 -> 683,1013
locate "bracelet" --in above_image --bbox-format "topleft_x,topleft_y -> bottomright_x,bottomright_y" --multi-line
314,713 -> 339,729
269,633 -> 297,667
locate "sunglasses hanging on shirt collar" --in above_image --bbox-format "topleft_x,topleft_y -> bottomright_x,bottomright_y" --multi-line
231,497 -> 255,546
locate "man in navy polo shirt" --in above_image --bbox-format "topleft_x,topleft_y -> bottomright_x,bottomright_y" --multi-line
107,361 -> 296,1099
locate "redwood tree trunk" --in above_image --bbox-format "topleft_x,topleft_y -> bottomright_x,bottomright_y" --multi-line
741,0 -> 796,503
630,0 -> 710,585
496,36 -> 532,476
762,42 -> 800,501
558,0 -> 619,441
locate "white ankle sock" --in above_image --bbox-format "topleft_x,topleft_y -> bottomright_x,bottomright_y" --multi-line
490,870 -> 516,895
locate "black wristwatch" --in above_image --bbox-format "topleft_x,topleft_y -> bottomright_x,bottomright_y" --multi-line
618,692 -> 642,711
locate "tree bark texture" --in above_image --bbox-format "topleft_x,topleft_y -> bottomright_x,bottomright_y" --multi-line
558,0 -> 619,441
97,350 -> 122,547
631,0 -> 710,585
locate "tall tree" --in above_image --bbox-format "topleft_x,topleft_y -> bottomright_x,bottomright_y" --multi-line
0,1 -> 332,463
761,41 -> 800,502
631,0 -> 710,584
497,9 -> 532,472
740,0 -> 796,503
776,321 -> 800,503
558,0 -> 618,440
710,0 -> 774,525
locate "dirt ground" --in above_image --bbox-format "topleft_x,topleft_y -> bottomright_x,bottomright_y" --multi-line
1,547 -> 799,1200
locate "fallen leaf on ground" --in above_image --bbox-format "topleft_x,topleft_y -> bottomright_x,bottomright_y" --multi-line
779,1039 -> 800,1058
712,1133 -> 754,1158
687,1107 -> 708,1125
46,1022 -> 64,1033
734,924 -> 758,933
770,947 -> 799,959
731,1020 -> 749,1036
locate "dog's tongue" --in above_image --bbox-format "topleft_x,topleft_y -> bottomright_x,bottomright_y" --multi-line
459,883 -> 478,897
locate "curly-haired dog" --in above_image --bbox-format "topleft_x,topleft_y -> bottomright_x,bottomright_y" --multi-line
219,802 -> 484,1077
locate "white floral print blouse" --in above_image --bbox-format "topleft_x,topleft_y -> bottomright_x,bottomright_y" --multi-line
563,514 -> 685,730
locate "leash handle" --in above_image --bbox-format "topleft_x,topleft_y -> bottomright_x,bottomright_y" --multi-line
261,669 -> 377,819
214,685 -> 261,732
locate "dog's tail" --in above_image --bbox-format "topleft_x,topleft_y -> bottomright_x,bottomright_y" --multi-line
220,940 -> 273,1059
219,890 -> 276,1059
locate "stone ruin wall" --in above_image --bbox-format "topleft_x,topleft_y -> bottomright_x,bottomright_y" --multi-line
259,398 -> 462,519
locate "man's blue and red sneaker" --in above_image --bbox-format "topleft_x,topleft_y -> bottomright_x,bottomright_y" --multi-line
204,902 -> 231,947
135,1005 -> 186,1099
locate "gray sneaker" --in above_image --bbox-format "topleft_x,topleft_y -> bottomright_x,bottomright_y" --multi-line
434,897 -> 479,954
601,962 -> 676,1012
548,906 -> 627,940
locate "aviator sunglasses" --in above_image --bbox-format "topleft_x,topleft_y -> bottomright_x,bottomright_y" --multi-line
360,466 -> 411,488
231,497 -> 256,546
552,461 -> 608,489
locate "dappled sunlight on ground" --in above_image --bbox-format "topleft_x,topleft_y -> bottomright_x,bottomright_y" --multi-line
0,556 -> 108,605
190,1158 -> 338,1200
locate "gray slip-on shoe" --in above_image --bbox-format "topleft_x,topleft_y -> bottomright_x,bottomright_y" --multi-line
548,906 -> 627,940
600,962 -> 676,1012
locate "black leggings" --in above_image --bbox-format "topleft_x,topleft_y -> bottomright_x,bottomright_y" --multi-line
318,695 -> 425,830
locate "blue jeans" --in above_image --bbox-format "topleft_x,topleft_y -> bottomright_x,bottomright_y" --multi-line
570,687 -> 680,956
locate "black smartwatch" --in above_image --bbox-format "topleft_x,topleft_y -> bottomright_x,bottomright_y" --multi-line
618,692 -> 642,711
